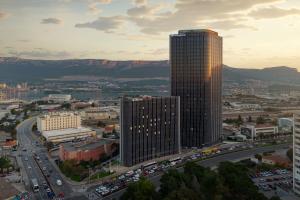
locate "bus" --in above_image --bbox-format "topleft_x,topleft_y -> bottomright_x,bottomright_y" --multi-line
142,161 -> 157,170
31,178 -> 39,192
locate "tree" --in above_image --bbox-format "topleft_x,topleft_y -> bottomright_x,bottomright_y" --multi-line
61,103 -> 71,110
247,116 -> 252,122
255,154 -> 263,162
269,196 -> 281,200
121,177 -> 159,200
256,116 -> 266,124
46,141 -> 54,151
237,115 -> 243,126
286,148 -> 293,162
163,186 -> 199,200
97,121 -> 106,128
160,169 -> 184,197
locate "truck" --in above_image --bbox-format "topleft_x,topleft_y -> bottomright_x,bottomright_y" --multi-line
31,178 -> 39,192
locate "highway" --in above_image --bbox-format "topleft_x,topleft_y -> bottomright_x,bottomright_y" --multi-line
17,118 -> 74,199
99,143 -> 290,200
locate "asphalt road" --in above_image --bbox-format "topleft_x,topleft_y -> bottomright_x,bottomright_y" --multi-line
17,118 -> 74,200
100,143 -> 290,200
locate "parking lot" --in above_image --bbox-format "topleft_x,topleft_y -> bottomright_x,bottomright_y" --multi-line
251,169 -> 300,199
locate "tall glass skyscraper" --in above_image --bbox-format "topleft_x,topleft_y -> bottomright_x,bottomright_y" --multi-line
170,29 -> 223,147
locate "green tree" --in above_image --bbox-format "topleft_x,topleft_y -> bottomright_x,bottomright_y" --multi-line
121,177 -> 159,200
255,154 -> 263,162
163,186 -> 199,200
160,169 -> 184,197
247,116 -> 252,122
97,121 -> 106,128
256,116 -> 266,124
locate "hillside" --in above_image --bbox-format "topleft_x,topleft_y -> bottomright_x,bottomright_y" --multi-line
0,57 -> 299,84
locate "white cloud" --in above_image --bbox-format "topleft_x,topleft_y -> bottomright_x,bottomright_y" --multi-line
127,0 -> 281,34
249,6 -> 300,19
88,3 -> 102,15
95,0 -> 112,4
133,0 -> 147,6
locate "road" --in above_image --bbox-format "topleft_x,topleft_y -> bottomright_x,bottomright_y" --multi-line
99,143 -> 290,200
17,118 -> 75,199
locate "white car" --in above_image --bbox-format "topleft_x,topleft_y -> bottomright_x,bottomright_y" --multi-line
56,179 -> 62,186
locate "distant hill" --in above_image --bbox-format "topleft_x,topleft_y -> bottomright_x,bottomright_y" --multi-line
0,57 -> 299,84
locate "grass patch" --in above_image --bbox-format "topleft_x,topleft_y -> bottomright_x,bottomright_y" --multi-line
90,171 -> 113,180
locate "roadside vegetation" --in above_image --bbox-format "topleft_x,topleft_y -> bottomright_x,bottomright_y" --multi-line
90,171 -> 113,180
59,160 -> 88,182
58,158 -> 113,182
0,157 -> 13,173
121,161 -> 281,200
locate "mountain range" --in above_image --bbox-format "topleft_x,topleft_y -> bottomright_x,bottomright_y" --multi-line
0,57 -> 299,85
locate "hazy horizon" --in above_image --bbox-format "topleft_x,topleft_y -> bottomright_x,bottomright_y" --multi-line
1,0 -> 300,69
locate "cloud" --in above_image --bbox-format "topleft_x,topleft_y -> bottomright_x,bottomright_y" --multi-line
126,0 -> 281,34
75,16 -> 124,32
249,6 -> 300,19
0,12 -> 10,20
88,3 -> 102,15
41,18 -> 63,24
133,0 -> 147,6
127,5 -> 163,18
206,19 -> 257,31
8,49 -> 72,59
95,0 -> 112,4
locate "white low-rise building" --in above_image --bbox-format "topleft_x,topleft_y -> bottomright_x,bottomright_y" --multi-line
42,127 -> 96,143
48,94 -> 71,102
241,123 -> 278,139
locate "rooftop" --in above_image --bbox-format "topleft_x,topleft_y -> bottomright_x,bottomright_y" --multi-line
170,29 -> 219,37
42,127 -> 94,138
123,95 -> 176,102
61,139 -> 109,152
39,111 -> 79,119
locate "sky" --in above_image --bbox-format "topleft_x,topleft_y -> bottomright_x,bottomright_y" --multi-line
1,0 -> 300,69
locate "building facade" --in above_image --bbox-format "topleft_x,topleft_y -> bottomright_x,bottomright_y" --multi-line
37,112 -> 81,132
293,112 -> 300,195
241,123 -> 278,140
120,96 -> 180,167
170,29 -> 222,147
59,139 -> 116,162
48,94 -> 71,102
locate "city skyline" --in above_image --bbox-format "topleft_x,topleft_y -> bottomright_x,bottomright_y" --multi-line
1,0 -> 300,69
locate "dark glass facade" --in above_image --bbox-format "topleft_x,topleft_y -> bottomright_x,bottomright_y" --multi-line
120,96 -> 180,167
170,29 -> 222,147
